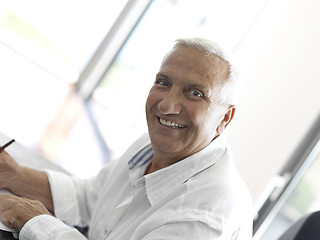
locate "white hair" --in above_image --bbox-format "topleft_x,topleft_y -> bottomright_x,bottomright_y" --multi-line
173,38 -> 240,106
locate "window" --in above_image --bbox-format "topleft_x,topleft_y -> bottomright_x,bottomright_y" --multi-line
0,0 -> 129,177
0,0 -> 129,82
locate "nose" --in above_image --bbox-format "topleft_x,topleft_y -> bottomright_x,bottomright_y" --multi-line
158,90 -> 182,115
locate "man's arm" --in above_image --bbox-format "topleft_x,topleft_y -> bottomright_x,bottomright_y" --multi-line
0,150 -> 54,212
20,215 -> 88,240
8,167 -> 54,212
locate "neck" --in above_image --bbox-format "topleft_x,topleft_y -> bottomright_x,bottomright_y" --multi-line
144,150 -> 184,175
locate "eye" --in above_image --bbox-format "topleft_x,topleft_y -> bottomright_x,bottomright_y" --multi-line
185,88 -> 205,100
190,89 -> 203,98
155,78 -> 169,87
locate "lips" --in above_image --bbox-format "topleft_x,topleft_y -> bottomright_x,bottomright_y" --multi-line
158,117 -> 187,129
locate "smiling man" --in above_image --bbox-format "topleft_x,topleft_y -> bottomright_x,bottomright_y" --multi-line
145,42 -> 236,174
0,38 -> 253,240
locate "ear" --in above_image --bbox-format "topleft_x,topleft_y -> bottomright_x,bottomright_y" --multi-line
216,105 -> 236,136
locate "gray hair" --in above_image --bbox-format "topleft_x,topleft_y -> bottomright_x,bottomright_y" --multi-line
173,38 -> 239,106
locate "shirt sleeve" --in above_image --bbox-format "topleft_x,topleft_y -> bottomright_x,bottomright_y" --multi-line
19,215 -> 88,240
46,170 -> 97,227
45,158 -> 122,227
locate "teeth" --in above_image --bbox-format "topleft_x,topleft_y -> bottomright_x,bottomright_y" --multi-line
159,118 -> 185,128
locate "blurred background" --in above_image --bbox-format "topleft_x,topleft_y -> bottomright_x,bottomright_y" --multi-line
0,0 -> 320,238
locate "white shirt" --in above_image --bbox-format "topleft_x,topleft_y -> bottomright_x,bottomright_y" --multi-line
19,134 -> 253,240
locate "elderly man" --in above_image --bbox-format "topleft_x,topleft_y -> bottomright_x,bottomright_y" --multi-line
0,38 -> 253,239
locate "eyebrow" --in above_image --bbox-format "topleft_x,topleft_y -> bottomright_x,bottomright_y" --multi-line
155,72 -> 169,79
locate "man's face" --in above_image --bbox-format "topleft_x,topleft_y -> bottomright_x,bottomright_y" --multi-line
146,46 -> 231,161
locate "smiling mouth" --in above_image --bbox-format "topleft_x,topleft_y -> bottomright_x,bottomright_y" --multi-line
158,117 -> 187,129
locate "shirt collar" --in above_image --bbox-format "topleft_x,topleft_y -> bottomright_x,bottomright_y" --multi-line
127,135 -> 228,206
127,143 -> 153,186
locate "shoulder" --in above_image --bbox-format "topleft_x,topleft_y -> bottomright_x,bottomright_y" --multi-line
154,161 -> 253,238
181,155 -> 253,227
187,155 -> 252,209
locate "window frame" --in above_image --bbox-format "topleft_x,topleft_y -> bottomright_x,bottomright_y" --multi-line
253,113 -> 320,238
75,0 -> 153,100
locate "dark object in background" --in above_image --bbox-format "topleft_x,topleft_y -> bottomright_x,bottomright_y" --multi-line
0,230 -> 17,240
278,211 -> 320,240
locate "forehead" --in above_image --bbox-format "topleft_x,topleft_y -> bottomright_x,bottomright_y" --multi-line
159,46 -> 230,87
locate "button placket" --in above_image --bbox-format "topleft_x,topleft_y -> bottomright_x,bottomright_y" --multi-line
103,193 -> 134,239
104,228 -> 109,238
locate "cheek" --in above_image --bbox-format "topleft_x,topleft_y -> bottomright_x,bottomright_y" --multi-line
146,91 -> 156,111
188,104 -> 210,124
146,89 -> 163,112
189,107 -> 218,134
187,108 -> 207,135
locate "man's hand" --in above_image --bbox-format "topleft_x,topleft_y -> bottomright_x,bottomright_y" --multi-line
0,150 -> 54,214
0,195 -> 51,230
0,150 -> 20,190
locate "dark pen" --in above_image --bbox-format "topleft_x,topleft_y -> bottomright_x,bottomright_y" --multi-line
0,139 -> 15,152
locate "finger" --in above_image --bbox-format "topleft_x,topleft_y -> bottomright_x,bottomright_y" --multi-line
0,197 -> 39,231
0,196 -> 51,230
0,148 -> 9,155
1,209 -> 17,229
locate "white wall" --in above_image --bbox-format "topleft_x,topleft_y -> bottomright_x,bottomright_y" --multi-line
226,0 -> 320,201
